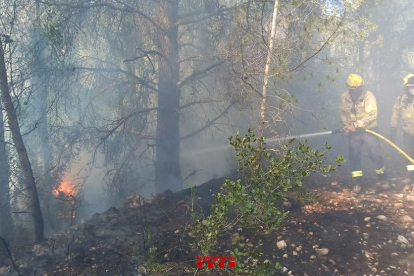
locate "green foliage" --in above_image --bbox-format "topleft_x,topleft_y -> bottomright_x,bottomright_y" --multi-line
44,5 -> 63,46
190,129 -> 342,275
45,21 -> 63,46
132,228 -> 162,274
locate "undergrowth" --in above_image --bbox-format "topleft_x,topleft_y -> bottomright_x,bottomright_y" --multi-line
189,128 -> 343,275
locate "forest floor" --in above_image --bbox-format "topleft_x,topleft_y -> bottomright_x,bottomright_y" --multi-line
2,169 -> 414,276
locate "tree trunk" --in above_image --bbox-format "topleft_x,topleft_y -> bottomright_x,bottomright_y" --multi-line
155,0 -> 182,193
35,0 -> 54,230
0,104 -> 12,240
0,40 -> 44,243
257,0 -> 279,151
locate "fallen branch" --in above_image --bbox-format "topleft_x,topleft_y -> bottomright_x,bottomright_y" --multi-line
0,236 -> 21,276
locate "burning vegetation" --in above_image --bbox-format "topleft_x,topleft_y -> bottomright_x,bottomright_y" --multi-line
52,180 -> 79,222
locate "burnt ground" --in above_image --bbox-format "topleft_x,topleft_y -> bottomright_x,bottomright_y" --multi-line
2,166 -> 414,275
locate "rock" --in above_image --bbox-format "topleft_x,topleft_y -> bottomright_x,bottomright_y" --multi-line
315,248 -> 329,255
296,246 -> 302,251
329,259 -> 336,265
277,240 -> 287,249
401,215 -> 414,224
310,255 -> 316,260
407,195 -> 414,202
394,202 -> 404,208
398,235 -> 409,245
33,244 -> 49,257
364,217 -> 371,222
282,267 -> 288,272
377,215 -> 387,221
331,181 -> 338,186
283,201 -> 292,208
0,267 -> 10,275
292,251 -> 298,256
283,254 -> 288,258
138,265 -> 147,275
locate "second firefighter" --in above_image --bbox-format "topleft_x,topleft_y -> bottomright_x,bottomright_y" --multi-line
340,74 -> 387,193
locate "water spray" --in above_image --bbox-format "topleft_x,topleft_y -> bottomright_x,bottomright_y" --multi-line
182,129 -> 343,157
182,128 -> 414,166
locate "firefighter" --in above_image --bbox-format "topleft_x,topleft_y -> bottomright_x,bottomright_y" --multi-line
390,73 -> 414,178
340,74 -> 387,193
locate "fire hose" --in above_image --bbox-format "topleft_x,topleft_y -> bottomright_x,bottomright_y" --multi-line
365,129 -> 414,165
270,128 -> 414,165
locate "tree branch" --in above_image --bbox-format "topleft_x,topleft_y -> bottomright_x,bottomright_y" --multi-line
179,99 -> 226,110
180,102 -> 234,140
0,236 -> 21,276
71,67 -> 158,92
40,1 -> 161,31
178,61 -> 224,88
289,12 -> 346,72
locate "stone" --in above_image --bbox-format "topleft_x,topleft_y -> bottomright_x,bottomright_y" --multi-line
138,265 -> 147,275
398,235 -> 409,245
277,240 -> 287,249
394,202 -> 404,208
377,215 -> 387,221
401,215 -> 413,224
315,248 -> 329,255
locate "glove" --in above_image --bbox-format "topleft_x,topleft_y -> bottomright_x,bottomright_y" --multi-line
354,120 -> 365,128
390,127 -> 397,142
343,124 -> 356,134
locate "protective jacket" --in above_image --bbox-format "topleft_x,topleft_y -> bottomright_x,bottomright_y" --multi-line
340,90 -> 378,129
391,93 -> 414,134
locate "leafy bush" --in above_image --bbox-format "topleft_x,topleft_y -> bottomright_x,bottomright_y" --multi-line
190,128 -> 343,274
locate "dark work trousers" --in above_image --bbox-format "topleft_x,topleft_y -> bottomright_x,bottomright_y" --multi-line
348,129 -> 386,180
403,132 -> 414,173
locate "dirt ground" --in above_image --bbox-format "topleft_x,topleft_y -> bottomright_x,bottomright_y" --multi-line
2,161 -> 414,276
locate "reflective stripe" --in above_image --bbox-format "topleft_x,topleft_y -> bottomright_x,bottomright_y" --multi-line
403,113 -> 412,118
366,120 -> 378,129
407,165 -> 414,171
375,166 -> 385,174
366,106 -> 377,112
352,171 -> 363,178
349,113 -> 366,118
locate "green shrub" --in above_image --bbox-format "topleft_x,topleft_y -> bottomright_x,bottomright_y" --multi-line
190,128 -> 343,275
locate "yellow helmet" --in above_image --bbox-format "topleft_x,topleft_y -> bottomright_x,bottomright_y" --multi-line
403,73 -> 414,87
346,74 -> 364,89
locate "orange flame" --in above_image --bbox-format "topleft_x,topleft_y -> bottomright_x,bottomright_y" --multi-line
53,181 -> 75,197
57,211 -> 76,219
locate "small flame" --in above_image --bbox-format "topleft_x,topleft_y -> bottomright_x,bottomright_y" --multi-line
57,211 -> 76,219
53,181 -> 75,197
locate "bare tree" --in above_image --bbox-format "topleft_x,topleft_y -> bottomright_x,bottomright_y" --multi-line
257,0 -> 279,152
0,38 -> 44,243
0,100 -> 12,240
